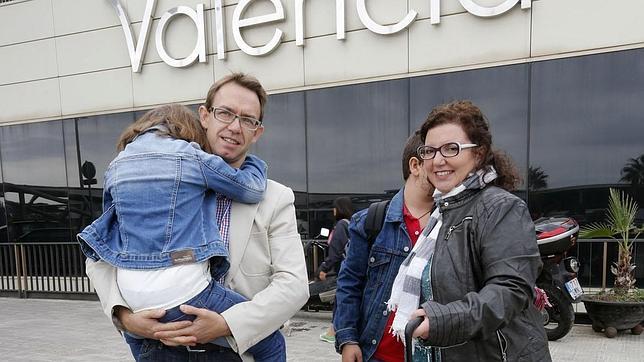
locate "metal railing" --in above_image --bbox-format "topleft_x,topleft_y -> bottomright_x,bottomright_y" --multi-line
574,238 -> 643,291
0,242 -> 96,300
0,238 -> 641,300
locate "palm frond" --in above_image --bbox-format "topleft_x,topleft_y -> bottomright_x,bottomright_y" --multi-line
579,222 -> 615,239
606,189 -> 637,234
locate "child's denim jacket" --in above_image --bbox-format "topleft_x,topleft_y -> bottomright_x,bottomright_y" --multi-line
78,130 -> 267,276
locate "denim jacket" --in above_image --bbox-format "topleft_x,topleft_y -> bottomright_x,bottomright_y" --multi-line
334,188 -> 412,360
78,131 -> 267,273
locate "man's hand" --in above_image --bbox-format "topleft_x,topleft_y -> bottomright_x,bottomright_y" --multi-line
411,308 -> 429,339
319,271 -> 327,281
117,307 -> 190,340
153,305 -> 231,346
341,344 -> 362,362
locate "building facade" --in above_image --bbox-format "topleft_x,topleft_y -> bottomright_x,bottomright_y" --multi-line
1,0 -> 643,288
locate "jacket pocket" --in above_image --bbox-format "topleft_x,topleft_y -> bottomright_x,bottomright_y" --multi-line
362,250 -> 393,316
366,249 -> 392,284
239,232 -> 272,276
444,216 -> 473,241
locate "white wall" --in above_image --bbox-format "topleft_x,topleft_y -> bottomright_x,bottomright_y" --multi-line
1,0 -> 643,124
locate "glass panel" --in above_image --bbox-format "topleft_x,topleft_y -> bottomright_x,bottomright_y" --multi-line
65,113 -> 135,236
0,121 -> 70,243
410,64 -> 530,198
0,150 -> 7,243
529,49 -> 644,225
306,79 -> 409,236
254,92 -> 307,192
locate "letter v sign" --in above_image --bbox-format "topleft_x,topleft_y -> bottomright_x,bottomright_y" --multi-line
109,0 -> 157,73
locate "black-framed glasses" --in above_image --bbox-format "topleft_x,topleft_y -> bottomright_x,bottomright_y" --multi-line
417,142 -> 478,160
208,107 -> 262,131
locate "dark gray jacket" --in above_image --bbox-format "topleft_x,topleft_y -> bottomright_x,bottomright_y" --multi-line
421,186 -> 551,362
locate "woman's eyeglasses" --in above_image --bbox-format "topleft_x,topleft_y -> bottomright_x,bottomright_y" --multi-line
417,142 -> 478,160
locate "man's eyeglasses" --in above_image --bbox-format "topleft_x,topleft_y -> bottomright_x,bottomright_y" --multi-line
208,107 -> 262,131
417,142 -> 479,160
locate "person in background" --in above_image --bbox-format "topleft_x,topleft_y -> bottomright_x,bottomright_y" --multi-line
334,132 -> 435,361
391,100 -> 549,361
318,196 -> 354,344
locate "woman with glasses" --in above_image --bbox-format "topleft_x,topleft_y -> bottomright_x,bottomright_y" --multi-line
386,101 -> 550,361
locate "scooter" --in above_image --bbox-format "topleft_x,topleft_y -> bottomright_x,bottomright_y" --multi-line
305,228 -> 337,310
404,217 -> 583,351
535,217 -> 583,341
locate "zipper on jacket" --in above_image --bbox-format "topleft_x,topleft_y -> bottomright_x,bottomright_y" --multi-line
444,216 -> 473,240
496,330 -> 508,362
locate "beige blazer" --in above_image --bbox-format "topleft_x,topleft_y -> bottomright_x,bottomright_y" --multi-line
86,180 -> 309,360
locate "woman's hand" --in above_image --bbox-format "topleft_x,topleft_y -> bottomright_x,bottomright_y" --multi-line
411,308 -> 429,339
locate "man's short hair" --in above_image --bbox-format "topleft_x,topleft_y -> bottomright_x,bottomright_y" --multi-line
402,131 -> 424,181
204,73 -> 268,121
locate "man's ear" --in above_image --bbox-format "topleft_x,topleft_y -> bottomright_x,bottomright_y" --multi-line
198,105 -> 209,129
409,157 -> 422,177
250,125 -> 265,143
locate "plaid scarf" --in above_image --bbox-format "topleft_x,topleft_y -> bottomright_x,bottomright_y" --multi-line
387,166 -> 498,341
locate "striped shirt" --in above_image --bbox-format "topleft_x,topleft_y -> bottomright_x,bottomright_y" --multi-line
215,193 -> 232,283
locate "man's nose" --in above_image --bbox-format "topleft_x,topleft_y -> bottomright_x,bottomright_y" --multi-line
227,116 -> 242,132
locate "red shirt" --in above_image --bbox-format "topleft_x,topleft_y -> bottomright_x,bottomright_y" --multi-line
372,203 -> 422,362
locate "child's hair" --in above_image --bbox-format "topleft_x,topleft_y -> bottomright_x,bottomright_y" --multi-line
116,104 -> 211,153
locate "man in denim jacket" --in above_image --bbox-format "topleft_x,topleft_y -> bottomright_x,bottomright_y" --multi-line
335,133 -> 435,361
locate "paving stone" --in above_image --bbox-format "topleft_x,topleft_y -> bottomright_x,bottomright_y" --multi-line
0,298 -> 642,361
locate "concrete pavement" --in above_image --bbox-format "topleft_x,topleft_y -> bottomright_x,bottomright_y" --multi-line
0,298 -> 642,361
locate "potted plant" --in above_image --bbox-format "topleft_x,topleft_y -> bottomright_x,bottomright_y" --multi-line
579,188 -> 644,338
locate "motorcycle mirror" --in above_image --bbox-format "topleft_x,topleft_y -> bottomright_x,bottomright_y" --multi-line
320,228 -> 330,238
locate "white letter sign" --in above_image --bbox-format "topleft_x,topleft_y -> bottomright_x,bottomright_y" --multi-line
155,5 -> 207,68
295,0 -> 345,47
432,0 -> 532,24
110,0 -> 156,73
356,0 -> 417,35
232,0 -> 285,56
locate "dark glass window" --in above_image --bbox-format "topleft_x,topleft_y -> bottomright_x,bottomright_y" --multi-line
0,121 -> 70,243
529,49 -> 644,224
410,64 -> 530,198
64,113 -> 135,236
305,79 -> 409,235
306,79 -> 409,195
0,158 -> 7,243
255,92 -> 307,192
254,92 -> 309,237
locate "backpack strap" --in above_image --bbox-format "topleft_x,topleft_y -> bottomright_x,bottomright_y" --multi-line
364,200 -> 390,248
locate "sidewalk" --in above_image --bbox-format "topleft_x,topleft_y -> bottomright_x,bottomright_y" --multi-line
0,298 -> 642,361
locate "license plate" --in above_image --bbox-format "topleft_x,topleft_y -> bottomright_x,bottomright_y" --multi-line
565,278 -> 583,299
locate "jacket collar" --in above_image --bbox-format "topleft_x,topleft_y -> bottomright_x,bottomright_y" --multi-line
384,188 -> 405,223
436,188 -> 482,213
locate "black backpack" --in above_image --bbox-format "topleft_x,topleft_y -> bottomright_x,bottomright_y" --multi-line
343,200 -> 390,258
364,200 -> 390,247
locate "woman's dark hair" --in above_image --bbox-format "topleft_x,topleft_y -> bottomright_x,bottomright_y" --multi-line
419,100 -> 521,191
333,197 -> 354,221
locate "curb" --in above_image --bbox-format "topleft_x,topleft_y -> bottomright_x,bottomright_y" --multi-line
294,310 -> 333,321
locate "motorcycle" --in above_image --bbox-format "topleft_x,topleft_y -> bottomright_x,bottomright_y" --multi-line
304,228 -> 337,310
535,217 -> 583,341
